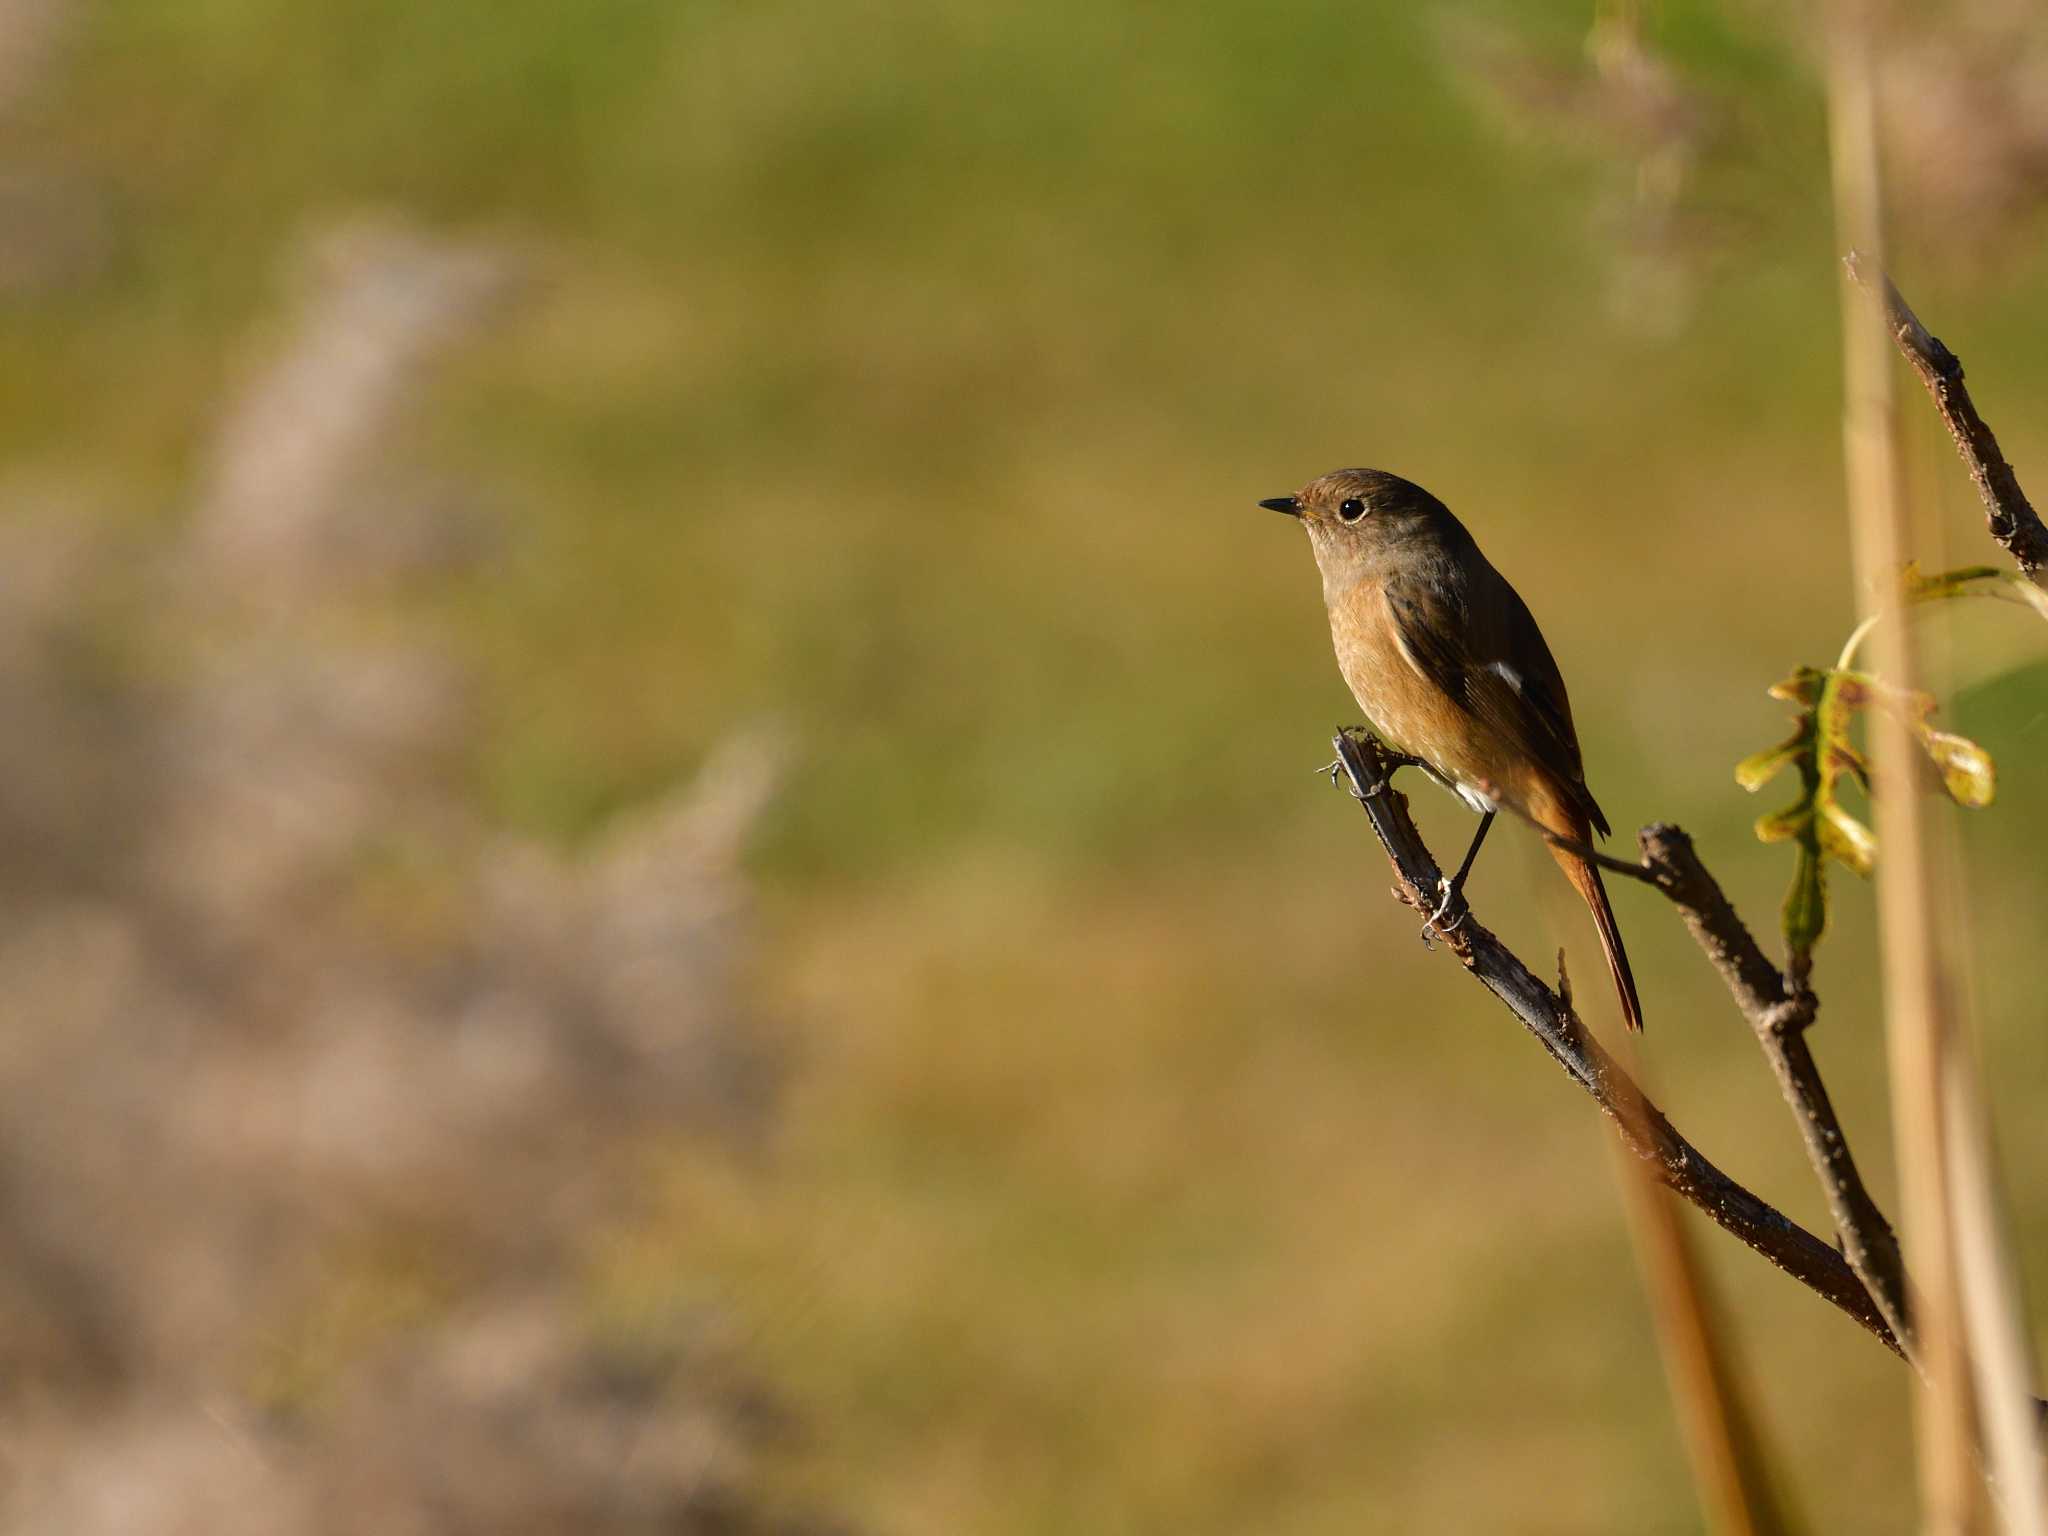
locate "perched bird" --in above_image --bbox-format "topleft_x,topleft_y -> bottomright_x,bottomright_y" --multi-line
1261,467 -> 1643,1032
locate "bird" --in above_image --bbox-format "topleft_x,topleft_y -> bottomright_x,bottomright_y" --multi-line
1261,467 -> 1643,1032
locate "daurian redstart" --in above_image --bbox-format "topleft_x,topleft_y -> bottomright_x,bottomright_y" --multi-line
1263,467 -> 1643,1032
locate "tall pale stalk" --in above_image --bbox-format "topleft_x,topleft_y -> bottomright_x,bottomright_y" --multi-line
1826,6 -> 2044,1532
1610,1102 -> 1791,1535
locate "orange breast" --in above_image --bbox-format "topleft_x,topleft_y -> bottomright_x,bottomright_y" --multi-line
1325,581 -> 1543,819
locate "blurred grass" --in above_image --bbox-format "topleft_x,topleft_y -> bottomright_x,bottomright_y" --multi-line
13,0 -> 2048,1529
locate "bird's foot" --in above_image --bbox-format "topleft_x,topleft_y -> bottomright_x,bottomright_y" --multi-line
1417,877 -> 1469,946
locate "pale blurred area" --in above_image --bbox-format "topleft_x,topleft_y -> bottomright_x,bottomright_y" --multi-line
1,218 -> 802,1533
0,2 -> 2045,1533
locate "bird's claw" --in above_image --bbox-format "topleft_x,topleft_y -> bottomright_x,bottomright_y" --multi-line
1417,878 -> 1468,946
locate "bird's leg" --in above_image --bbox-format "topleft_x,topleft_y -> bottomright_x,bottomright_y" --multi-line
1423,809 -> 1494,937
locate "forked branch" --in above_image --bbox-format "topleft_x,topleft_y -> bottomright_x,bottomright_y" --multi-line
1329,728 -> 1902,1357
1634,824 -> 1915,1360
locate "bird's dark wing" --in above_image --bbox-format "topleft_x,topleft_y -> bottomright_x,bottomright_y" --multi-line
1384,551 -> 1610,837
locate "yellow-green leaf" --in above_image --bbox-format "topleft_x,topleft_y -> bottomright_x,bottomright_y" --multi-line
1818,800 -> 1876,877
1857,674 -> 2000,811
1735,730 -> 1807,792
1831,673 -> 1872,710
1767,668 -> 1825,706
1921,729 -> 1995,807
1782,843 -> 1826,952
1905,562 -> 2048,622
1825,740 -> 1870,789
1755,804 -> 1812,844
1904,562 -> 2003,602
1744,563 -> 2025,966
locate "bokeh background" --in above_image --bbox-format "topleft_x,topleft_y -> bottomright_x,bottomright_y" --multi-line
2,0 -> 2046,1530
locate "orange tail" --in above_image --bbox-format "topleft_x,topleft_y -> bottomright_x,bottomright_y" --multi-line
1548,836 -> 1644,1034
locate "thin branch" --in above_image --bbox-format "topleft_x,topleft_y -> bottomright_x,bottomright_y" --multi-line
1843,250 -> 2048,586
1331,728 -> 1904,1358
1635,822 -> 1917,1364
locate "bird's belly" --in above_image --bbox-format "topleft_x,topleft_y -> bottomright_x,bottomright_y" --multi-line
1328,593 -> 1514,815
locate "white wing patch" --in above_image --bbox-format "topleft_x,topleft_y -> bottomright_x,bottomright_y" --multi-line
1484,659 -> 1524,694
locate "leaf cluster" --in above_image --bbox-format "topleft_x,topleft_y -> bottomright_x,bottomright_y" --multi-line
1735,566 -> 2025,963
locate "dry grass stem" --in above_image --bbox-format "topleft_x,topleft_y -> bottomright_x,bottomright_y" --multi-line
1827,6 -> 2040,1529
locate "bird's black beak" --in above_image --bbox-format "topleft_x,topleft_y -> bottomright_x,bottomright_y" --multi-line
1259,496 -> 1300,518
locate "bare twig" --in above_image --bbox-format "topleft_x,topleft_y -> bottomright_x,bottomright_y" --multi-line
1636,824 -> 1916,1363
1351,733 -> 1918,1361
1843,251 -> 2048,587
1331,728 -> 1903,1357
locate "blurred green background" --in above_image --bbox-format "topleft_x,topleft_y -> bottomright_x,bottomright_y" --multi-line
7,0 -> 2048,1530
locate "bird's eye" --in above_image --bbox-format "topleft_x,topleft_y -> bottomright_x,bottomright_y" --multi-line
1338,498 -> 1366,522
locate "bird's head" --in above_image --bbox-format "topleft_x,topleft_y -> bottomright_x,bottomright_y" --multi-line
1258,468 -> 1452,576
1259,467 -> 1448,535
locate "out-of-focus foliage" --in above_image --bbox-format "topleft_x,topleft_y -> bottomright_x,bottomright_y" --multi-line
1738,663 -> 1991,959
0,223 -> 827,1535
1738,559 -> 2048,962
1877,0 -> 2048,265
1738,666 -> 1874,957
1906,560 -> 2048,622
